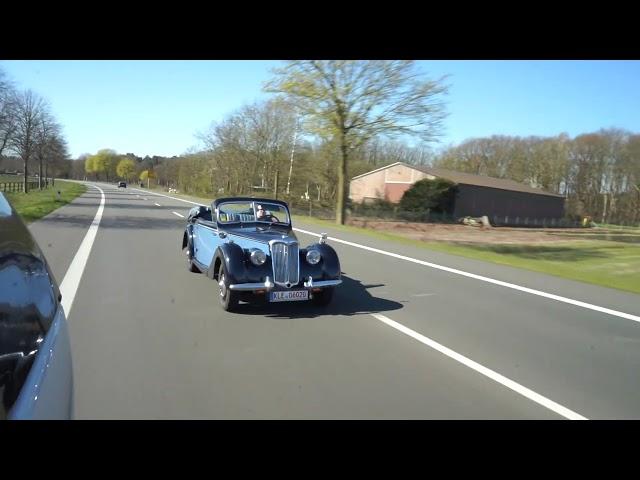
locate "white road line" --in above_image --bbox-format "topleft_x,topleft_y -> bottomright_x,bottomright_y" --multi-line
154,202 -> 161,207
131,188 -> 202,206
59,185 -> 105,318
172,211 -> 184,218
370,312 -> 587,420
143,197 -> 148,200
126,188 -> 640,324
293,227 -> 640,324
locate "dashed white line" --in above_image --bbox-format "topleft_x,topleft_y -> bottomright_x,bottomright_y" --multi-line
172,211 -> 184,218
154,203 -> 161,207
131,188 -> 201,206
59,185 -> 105,318
370,312 -> 587,420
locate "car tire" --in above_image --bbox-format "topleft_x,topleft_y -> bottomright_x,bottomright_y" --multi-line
186,236 -> 199,273
217,262 -> 239,312
311,287 -> 334,306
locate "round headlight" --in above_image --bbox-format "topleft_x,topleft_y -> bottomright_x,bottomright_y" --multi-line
306,249 -> 321,265
250,249 -> 267,266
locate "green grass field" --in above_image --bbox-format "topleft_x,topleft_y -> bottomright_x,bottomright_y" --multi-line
4,180 -> 87,224
419,241 -> 640,294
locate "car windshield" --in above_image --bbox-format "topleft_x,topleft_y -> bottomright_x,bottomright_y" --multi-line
217,201 -> 290,225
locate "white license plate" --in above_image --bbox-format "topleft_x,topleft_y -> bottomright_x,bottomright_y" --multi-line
270,290 -> 309,302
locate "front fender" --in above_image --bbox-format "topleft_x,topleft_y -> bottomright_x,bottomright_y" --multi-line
208,242 -> 247,284
182,224 -> 194,251
300,243 -> 341,280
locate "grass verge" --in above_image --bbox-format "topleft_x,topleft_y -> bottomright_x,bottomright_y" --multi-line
5,181 -> 87,224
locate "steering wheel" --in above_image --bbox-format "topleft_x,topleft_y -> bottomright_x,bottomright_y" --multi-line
269,215 -> 280,223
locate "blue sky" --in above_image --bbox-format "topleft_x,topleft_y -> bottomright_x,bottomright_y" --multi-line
1,60 -> 638,158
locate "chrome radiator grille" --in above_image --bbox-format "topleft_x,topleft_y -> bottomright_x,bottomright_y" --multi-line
270,241 -> 299,287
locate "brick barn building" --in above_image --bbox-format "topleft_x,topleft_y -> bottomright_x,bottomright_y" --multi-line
349,162 -> 565,222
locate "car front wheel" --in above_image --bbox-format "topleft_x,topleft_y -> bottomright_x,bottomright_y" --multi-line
186,237 -> 199,273
217,262 -> 239,312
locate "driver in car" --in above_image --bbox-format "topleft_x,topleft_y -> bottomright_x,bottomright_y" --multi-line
256,204 -> 277,222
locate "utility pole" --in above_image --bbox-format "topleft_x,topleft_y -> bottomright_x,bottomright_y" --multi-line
274,169 -> 279,200
286,118 -> 299,196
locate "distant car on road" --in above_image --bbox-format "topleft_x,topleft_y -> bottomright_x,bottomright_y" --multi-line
181,197 -> 341,311
0,192 -> 73,419
118,181 -> 127,188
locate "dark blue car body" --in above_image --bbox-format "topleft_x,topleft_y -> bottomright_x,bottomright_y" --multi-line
181,197 -> 341,311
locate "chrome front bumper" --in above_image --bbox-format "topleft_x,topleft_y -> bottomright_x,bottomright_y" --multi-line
228,276 -> 341,291
302,276 -> 342,288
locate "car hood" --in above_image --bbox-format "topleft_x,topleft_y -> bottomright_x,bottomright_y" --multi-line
222,225 -> 298,245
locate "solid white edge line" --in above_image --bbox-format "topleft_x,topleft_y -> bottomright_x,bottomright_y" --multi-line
128,188 -> 640,325
370,312 -> 587,420
59,184 -> 105,318
293,227 -> 640,324
172,211 -> 184,218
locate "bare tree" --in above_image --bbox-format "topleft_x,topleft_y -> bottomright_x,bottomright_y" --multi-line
46,133 -> 70,180
10,90 -> 47,193
34,107 -> 62,189
265,61 -> 449,224
0,69 -> 17,157
195,98 -> 297,197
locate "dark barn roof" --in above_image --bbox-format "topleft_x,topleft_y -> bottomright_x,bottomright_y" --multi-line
413,165 -> 564,198
351,162 -> 564,198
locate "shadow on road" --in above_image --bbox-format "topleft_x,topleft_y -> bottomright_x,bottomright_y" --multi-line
234,274 -> 403,319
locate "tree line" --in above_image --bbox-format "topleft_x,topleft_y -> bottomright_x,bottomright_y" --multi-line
75,126 -> 639,226
77,110 -> 434,206
0,67 -> 70,192
434,130 -> 640,225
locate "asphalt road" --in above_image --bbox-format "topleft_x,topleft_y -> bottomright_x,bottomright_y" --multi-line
28,182 -> 640,419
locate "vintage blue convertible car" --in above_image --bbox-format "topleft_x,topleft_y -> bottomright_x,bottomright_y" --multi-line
181,197 -> 341,311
